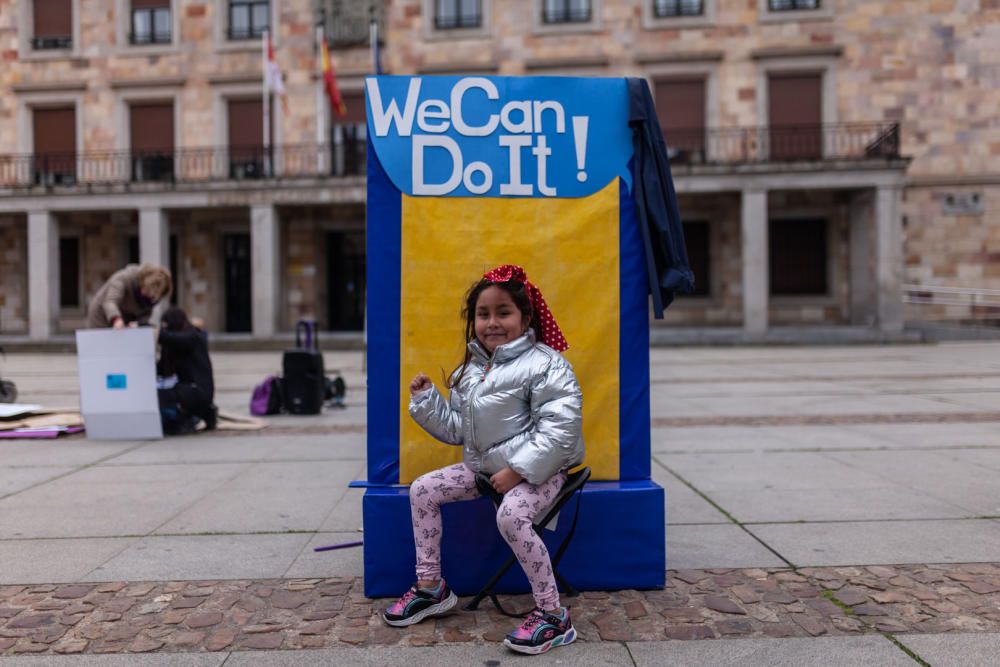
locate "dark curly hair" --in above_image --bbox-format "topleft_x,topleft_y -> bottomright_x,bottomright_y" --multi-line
447,276 -> 542,388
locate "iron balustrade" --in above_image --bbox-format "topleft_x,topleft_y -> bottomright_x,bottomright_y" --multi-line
325,14 -> 379,44
665,122 -> 901,166
315,0 -> 385,47
31,36 -> 72,49
0,142 -> 367,190
0,124 -> 899,190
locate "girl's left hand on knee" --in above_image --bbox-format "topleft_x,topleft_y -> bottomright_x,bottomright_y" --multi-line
490,467 -> 523,494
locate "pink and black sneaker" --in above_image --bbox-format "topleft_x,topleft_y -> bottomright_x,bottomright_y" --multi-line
504,607 -> 577,654
382,581 -> 457,627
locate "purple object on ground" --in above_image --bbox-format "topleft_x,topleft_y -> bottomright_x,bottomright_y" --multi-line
313,540 -> 363,552
0,426 -> 85,439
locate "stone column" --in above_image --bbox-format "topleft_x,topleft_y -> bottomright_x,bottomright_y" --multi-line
138,207 -> 169,268
27,211 -> 59,340
848,190 -> 877,327
251,204 -> 279,338
741,189 -> 769,334
875,185 -> 903,332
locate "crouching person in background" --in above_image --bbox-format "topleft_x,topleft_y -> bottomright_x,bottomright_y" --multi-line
87,263 -> 172,329
157,307 -> 217,435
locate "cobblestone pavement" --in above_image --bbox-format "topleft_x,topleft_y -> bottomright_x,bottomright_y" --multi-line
2,563 -> 1000,656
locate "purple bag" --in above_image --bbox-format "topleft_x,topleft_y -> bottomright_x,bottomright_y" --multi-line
250,375 -> 283,416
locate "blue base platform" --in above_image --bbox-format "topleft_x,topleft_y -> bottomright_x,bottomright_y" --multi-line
362,480 -> 665,599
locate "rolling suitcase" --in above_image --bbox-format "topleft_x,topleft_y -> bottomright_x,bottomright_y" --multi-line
282,320 -> 325,415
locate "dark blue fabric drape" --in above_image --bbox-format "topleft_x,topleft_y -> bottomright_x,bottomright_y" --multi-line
627,77 -> 695,318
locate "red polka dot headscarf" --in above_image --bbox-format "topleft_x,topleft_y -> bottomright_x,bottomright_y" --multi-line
482,264 -> 569,352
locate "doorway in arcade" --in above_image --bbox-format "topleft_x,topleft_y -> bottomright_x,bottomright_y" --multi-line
326,230 -> 365,331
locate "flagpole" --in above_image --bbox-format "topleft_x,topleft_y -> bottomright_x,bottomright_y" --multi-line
369,13 -> 381,75
316,24 -> 327,175
262,29 -> 271,177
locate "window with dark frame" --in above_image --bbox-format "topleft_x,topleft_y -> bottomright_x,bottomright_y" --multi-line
130,0 -> 171,44
330,90 -> 367,177
435,0 -> 482,29
58,236 -> 80,308
768,0 -> 820,11
768,72 -> 822,161
32,106 -> 76,186
681,221 -> 710,297
654,78 -> 707,164
130,102 -> 174,183
32,0 -> 73,50
228,0 -> 269,40
228,98 -> 266,178
653,0 -> 703,17
542,0 -> 591,24
769,218 -> 828,296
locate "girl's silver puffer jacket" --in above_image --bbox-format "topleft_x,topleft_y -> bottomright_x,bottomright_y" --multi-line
409,331 -> 584,485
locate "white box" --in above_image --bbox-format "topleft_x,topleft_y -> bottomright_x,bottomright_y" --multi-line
76,328 -> 163,440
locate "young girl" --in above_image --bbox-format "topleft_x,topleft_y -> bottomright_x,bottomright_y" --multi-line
383,264 -> 584,655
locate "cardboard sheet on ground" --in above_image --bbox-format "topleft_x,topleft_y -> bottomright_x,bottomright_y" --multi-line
76,328 -> 162,440
0,404 -> 43,419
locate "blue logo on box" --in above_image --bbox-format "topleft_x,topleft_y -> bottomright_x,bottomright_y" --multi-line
106,374 -> 127,390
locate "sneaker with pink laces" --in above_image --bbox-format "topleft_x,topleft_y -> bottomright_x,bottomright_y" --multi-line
382,581 -> 457,627
504,607 -> 577,654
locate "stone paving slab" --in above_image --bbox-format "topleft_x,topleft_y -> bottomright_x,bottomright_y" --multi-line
707,486 -> 971,523
221,643 -> 635,666
629,635 -> 914,666
825,450 -> 1000,517
316,490 -> 365,533
3,563 -> 998,657
0,656 -> 225,666
752,520 -> 1000,568
0,468 -> 79,499
0,539 -> 138,585
666,525 -> 787,570
80,534 -> 316,583
653,413 -> 1000,429
152,461 -> 362,535
0,442 -> 139,469
0,464 -> 251,540
650,463 -> 730,525
900,632 -> 1000,667
842,422 -> 1000,448
284,533 -> 365,579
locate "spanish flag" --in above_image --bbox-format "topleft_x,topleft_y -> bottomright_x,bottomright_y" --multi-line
320,38 -> 347,118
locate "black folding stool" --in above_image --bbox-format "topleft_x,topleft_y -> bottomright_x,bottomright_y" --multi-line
464,466 -> 591,617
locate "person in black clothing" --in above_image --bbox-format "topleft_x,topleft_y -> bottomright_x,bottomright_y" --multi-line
157,307 -> 217,434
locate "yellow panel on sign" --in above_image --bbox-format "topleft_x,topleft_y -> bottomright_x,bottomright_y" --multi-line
399,180 -> 620,483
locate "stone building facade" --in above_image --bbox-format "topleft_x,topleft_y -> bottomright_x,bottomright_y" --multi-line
0,0 -> 995,340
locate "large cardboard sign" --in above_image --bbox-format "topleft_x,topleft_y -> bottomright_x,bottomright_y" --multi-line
366,76 -> 633,198
367,76 -> 650,486
363,76 -> 664,597
76,328 -> 162,440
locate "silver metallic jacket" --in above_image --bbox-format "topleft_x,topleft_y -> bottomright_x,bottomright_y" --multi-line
409,331 -> 584,485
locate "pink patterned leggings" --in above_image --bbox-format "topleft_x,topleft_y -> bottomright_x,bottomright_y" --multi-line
409,462 -> 567,611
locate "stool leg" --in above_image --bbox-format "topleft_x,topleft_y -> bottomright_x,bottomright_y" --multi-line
462,554 -> 518,612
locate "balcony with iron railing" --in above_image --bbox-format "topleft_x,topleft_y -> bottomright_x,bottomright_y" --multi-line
0,123 -> 900,194
315,0 -> 384,48
0,139 -> 366,192
665,122 -> 901,168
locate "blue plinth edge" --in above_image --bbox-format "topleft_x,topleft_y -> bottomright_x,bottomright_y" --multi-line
362,480 -> 665,599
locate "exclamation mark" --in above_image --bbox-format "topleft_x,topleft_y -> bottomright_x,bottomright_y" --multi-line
572,116 -> 588,183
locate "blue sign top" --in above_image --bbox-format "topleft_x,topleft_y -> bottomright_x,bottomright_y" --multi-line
365,76 -> 633,198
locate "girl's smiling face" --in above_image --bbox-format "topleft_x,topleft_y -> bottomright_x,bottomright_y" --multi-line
474,285 -> 528,353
